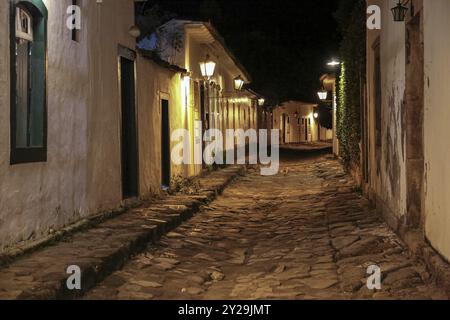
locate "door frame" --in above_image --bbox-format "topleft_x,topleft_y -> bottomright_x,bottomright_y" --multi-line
118,45 -> 140,199
160,93 -> 171,189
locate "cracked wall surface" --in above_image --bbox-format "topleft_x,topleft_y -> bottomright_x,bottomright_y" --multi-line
366,0 -> 407,228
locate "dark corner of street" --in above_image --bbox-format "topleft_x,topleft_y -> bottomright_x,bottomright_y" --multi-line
1,0 -> 450,316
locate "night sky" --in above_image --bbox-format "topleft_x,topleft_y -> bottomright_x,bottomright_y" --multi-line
141,0 -> 341,104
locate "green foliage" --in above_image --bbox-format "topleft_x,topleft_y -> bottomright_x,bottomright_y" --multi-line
335,0 -> 366,166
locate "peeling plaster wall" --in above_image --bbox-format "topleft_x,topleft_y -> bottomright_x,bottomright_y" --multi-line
366,0 -> 407,228
423,0 -> 450,261
0,0 -> 136,251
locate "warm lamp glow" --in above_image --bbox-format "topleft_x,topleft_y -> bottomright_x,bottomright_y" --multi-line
314,112 -> 319,119
199,55 -> 216,78
327,60 -> 340,67
258,98 -> 265,106
234,75 -> 245,91
318,90 -> 328,100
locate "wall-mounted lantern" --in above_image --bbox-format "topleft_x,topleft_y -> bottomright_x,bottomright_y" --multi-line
258,98 -> 265,106
317,89 -> 328,100
391,0 -> 409,22
199,54 -> 216,79
314,112 -> 319,119
234,75 -> 245,91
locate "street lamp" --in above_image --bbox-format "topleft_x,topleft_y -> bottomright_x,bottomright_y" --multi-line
327,59 -> 340,67
391,0 -> 409,22
234,75 -> 245,91
199,54 -> 216,79
314,112 -> 319,119
317,89 -> 328,100
258,98 -> 265,106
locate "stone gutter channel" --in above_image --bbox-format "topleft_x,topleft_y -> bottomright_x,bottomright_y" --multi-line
0,166 -> 245,300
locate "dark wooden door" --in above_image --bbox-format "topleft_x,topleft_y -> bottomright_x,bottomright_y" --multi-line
120,56 -> 139,199
161,99 -> 171,188
200,85 -> 207,169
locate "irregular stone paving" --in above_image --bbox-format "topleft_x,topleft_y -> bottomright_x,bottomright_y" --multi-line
0,166 -> 243,300
85,153 -> 448,300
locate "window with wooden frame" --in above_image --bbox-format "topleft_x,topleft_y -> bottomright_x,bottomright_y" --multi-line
10,1 -> 47,164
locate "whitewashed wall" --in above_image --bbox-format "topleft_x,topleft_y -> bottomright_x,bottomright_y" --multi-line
423,0 -> 450,261
136,57 -> 183,195
366,0 -> 407,228
0,0 -> 136,251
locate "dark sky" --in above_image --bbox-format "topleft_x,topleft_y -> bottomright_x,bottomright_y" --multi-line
142,0 -> 341,104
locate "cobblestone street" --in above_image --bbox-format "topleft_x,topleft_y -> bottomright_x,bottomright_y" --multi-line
85,150 -> 447,300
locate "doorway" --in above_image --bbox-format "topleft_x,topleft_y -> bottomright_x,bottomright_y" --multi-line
301,117 -> 310,142
120,56 -> 139,199
161,99 -> 171,189
304,118 -> 308,141
281,114 -> 287,144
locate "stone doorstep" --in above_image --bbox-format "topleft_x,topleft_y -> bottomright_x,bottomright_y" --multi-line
0,165 -> 245,300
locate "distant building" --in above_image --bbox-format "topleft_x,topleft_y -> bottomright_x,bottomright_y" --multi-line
273,101 -> 332,144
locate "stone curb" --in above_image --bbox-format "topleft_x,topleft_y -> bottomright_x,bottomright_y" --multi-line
0,166 -> 245,300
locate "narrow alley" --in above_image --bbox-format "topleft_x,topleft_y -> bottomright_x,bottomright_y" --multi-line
85,148 -> 446,300
4,0 -> 450,308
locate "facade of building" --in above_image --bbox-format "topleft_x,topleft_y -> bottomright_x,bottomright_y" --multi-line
364,0 -> 450,264
0,3 -> 260,252
141,20 -> 260,167
273,101 -> 332,144
0,0 -> 142,251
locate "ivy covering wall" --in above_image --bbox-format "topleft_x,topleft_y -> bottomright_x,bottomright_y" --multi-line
335,0 -> 366,166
